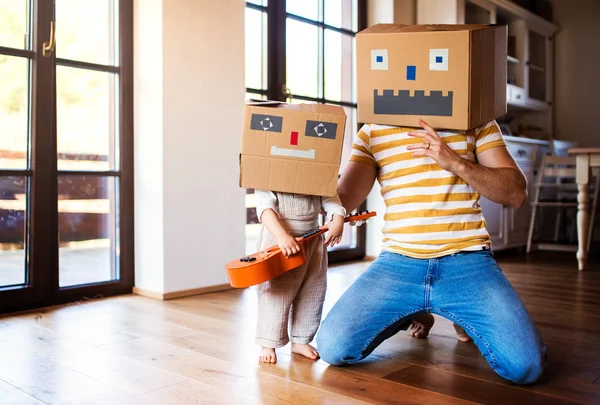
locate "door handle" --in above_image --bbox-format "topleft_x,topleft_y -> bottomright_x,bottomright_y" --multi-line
42,21 -> 56,57
281,84 -> 292,102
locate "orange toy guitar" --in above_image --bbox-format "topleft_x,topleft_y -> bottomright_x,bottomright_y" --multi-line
225,211 -> 376,288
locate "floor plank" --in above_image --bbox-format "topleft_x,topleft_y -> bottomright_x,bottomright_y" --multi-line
102,337 -> 367,405
1,252 -> 600,404
0,380 -> 45,405
384,365 -> 577,405
0,340 -> 109,404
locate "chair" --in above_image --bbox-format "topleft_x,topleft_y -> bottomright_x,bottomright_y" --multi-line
526,151 -> 600,253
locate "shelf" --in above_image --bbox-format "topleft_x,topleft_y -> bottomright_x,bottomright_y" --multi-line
528,63 -> 546,73
507,98 -> 549,113
507,55 -> 520,64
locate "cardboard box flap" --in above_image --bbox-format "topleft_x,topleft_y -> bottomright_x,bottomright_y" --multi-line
246,99 -> 284,107
359,23 -> 495,35
301,103 -> 346,115
245,99 -> 345,116
357,24 -> 409,34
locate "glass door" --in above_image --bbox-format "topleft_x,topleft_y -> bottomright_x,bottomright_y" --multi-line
244,0 -> 367,262
0,0 -> 133,313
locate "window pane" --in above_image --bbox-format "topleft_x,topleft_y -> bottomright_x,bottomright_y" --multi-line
57,66 -> 118,171
352,36 -> 357,103
287,0 -> 320,21
59,176 -> 119,287
245,8 -> 267,91
327,223 -> 357,251
0,176 -> 27,287
328,106 -> 358,252
324,30 -> 353,103
246,92 -> 266,101
56,0 -> 118,65
286,19 -> 320,98
324,0 -> 357,31
0,0 -> 29,50
247,0 -> 267,6
245,191 -> 260,255
341,106 -> 357,173
0,55 -> 29,170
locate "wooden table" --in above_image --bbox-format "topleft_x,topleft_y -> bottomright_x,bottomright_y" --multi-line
568,148 -> 600,270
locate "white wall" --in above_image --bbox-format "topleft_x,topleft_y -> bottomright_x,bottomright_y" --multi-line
135,0 -> 246,294
134,0 -> 165,293
549,0 -> 600,147
417,0 -> 460,24
368,0 -> 395,25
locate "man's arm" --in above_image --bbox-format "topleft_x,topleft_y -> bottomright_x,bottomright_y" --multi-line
407,120 -> 527,209
337,161 -> 377,212
454,147 -> 527,209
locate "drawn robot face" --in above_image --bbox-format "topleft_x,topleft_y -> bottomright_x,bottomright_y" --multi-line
357,25 -> 507,130
240,103 -> 346,197
370,47 -> 454,117
248,112 -> 340,161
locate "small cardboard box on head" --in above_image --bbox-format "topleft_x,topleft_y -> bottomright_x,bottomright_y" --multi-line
357,24 -> 508,130
239,100 -> 347,197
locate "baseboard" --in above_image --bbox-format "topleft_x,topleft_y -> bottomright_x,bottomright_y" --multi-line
133,284 -> 233,300
132,287 -> 164,300
162,284 -> 233,300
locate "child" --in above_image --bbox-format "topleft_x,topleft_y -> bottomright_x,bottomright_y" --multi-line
254,189 -> 346,364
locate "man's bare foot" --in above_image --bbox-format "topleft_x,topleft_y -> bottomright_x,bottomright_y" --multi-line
259,347 -> 277,364
291,343 -> 320,360
409,313 -> 435,338
453,323 -> 472,342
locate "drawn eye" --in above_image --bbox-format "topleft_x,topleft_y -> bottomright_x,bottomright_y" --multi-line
371,49 -> 388,70
250,114 -> 283,132
305,120 -> 338,140
429,49 -> 449,71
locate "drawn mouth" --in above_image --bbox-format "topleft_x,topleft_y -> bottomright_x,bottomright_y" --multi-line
270,146 -> 316,160
374,89 -> 453,116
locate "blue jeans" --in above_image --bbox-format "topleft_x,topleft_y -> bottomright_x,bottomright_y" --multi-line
316,250 -> 546,385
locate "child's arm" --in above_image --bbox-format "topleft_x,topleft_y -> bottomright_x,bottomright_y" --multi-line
255,190 -> 301,258
321,195 -> 346,247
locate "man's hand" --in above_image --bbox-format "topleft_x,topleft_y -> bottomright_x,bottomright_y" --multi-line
407,119 -> 464,173
322,215 -> 344,247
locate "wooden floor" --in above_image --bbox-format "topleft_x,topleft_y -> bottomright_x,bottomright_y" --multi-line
1,252 -> 600,404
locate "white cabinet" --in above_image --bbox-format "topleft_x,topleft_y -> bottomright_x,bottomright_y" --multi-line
478,137 -> 547,251
505,159 -> 536,248
479,195 -> 504,248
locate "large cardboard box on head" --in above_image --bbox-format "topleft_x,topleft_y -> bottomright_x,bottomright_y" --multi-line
357,24 -> 507,130
239,100 -> 346,197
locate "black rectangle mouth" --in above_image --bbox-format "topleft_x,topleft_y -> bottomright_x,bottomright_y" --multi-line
373,89 -> 453,116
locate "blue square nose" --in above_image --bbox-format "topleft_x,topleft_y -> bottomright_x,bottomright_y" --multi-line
407,65 -> 416,81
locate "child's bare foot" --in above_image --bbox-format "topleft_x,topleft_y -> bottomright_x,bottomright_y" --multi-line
259,347 -> 277,364
409,313 -> 435,338
453,323 -> 472,342
291,343 -> 320,360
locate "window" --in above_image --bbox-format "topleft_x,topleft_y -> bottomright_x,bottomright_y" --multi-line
244,0 -> 367,261
0,0 -> 133,313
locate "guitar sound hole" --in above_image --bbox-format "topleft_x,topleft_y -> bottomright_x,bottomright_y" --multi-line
240,256 -> 256,262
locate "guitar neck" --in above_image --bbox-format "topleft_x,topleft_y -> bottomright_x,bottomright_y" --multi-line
298,211 -> 374,242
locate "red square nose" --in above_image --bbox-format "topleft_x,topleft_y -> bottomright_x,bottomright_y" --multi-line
290,131 -> 298,145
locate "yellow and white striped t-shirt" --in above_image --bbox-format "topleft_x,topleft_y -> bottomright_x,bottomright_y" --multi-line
351,120 -> 506,259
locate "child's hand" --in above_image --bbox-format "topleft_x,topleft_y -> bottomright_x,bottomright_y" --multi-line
277,233 -> 301,258
322,215 -> 344,247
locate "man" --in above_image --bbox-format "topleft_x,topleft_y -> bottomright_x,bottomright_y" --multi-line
316,119 -> 546,385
